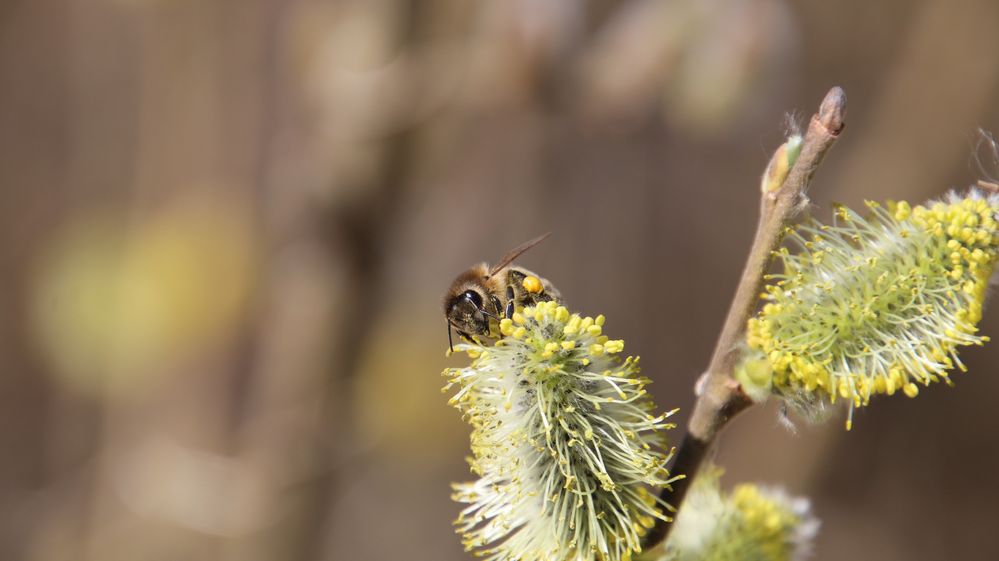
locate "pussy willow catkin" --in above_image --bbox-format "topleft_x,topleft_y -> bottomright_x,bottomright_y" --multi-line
747,190 -> 999,428
660,468 -> 818,561
444,301 -> 678,561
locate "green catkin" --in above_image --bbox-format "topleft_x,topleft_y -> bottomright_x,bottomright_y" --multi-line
444,301 -> 678,561
659,469 -> 818,561
747,190 -> 999,428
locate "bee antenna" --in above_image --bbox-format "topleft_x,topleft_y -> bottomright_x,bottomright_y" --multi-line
447,321 -> 454,353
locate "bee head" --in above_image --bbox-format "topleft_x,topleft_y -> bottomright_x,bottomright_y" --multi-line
446,289 -> 490,337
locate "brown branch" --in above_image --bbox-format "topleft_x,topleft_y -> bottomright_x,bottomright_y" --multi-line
642,87 -> 847,551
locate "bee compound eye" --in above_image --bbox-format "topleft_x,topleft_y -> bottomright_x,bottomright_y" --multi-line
463,290 -> 484,308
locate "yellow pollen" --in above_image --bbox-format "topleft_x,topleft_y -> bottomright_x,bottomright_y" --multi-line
604,340 -> 625,354
554,306 -> 570,323
522,275 -> 543,294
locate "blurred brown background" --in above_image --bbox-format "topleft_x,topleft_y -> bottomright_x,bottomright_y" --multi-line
2,0 -> 999,560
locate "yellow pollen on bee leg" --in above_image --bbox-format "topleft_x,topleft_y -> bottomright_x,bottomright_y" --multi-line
522,275 -> 543,294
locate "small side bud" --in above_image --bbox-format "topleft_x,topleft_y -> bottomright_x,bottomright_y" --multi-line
760,134 -> 803,193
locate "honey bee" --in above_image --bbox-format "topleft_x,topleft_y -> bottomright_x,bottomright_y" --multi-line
444,233 -> 562,350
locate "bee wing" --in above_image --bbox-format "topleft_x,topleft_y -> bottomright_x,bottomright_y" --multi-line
488,233 -> 551,276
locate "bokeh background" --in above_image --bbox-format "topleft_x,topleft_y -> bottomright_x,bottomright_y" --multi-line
2,1 -> 999,560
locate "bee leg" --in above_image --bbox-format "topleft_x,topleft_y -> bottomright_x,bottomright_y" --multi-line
505,300 -> 514,319
505,286 -> 516,319
490,295 -> 503,318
